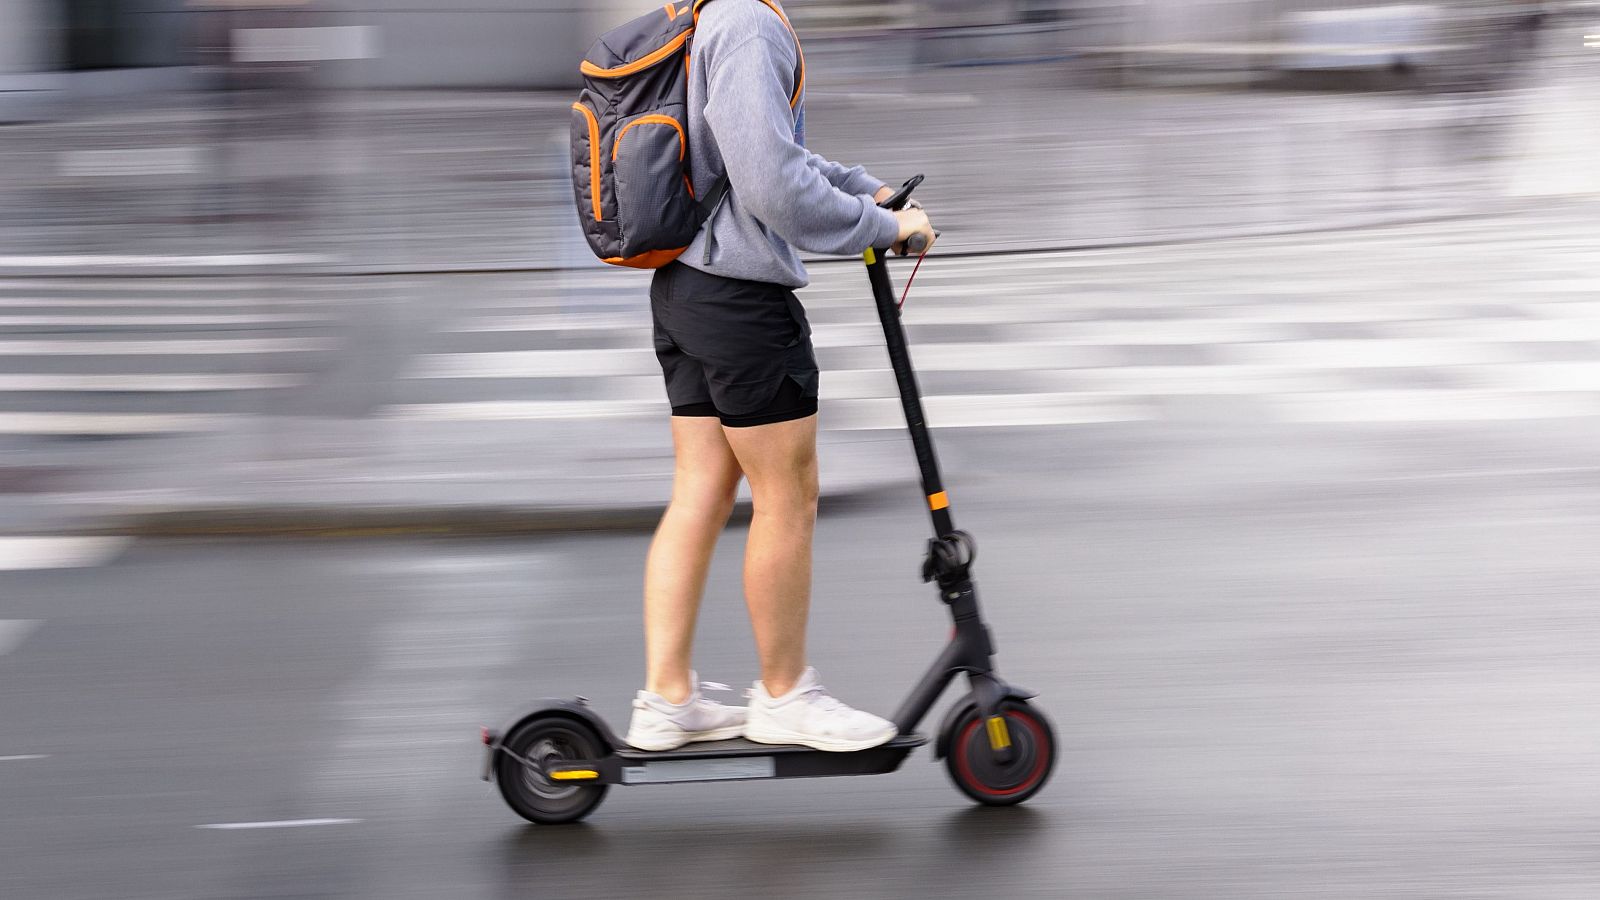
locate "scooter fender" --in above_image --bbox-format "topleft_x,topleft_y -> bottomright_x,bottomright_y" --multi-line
931,683 -> 1039,760
481,698 -> 621,782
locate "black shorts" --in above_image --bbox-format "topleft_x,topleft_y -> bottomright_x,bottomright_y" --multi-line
651,261 -> 819,428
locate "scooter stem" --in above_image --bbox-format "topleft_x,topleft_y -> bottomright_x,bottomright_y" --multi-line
865,177 -> 955,541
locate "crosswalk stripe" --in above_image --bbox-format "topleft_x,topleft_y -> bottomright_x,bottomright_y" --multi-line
1229,339 -> 1544,368
444,313 -> 644,333
1021,365 -> 1351,395
1453,362 -> 1600,392
0,537 -> 128,571
0,279 -> 327,291
826,393 -> 1155,430
0,374 -> 305,392
1383,319 -> 1600,342
0,621 -> 42,657
0,297 -> 326,308
0,338 -> 336,355
0,412 -> 236,435
0,254 -> 329,268
998,320 -> 1293,345
384,393 -> 1156,428
385,400 -> 658,421
0,314 -> 330,327
405,342 -> 1122,379
406,348 -> 659,379
1266,390 -> 1600,423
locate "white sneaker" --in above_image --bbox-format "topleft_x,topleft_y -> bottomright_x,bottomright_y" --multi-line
744,667 -> 898,752
624,674 -> 747,751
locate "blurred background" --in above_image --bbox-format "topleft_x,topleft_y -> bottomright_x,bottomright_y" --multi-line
2,2 -> 1598,898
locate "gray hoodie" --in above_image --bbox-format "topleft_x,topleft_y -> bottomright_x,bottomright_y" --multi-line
682,0 -> 902,288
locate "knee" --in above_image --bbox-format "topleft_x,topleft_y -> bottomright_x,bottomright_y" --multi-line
670,477 -> 740,524
752,462 -> 818,514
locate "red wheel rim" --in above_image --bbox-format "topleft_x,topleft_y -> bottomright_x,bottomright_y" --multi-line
954,709 -> 1050,798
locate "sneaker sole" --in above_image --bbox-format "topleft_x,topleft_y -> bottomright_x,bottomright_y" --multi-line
624,723 -> 747,752
743,724 -> 898,753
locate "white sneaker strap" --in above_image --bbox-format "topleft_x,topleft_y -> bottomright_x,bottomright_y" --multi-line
699,681 -> 731,693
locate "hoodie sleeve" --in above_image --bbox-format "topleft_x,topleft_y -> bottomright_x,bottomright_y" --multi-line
805,150 -> 887,200
703,36 -> 901,256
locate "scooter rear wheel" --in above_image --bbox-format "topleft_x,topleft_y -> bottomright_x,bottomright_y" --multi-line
944,699 -> 1056,806
494,716 -> 609,825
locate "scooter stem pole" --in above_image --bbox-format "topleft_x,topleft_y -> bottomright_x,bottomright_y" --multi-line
864,246 -> 956,539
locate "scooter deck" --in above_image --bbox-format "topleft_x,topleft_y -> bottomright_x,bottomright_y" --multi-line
618,733 -> 926,760
587,734 -> 928,785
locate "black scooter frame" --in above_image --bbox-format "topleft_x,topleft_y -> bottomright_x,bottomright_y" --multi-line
484,176 -> 1034,790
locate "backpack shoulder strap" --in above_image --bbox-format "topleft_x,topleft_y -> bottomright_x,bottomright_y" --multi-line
692,0 -> 805,109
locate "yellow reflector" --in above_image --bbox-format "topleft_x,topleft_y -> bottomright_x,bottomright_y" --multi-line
986,716 -> 1011,751
928,491 -> 949,511
549,769 -> 599,781
863,248 -> 877,265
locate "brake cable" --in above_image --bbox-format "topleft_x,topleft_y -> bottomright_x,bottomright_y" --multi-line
898,242 -> 930,311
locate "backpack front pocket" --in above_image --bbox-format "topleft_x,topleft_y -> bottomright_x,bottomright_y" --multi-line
611,113 -> 699,261
571,100 -> 604,223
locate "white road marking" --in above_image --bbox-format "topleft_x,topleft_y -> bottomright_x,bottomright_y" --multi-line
0,621 -> 42,656
1267,390 -> 1600,423
59,147 -> 204,177
1385,319 -> 1600,342
1454,362 -> 1600,392
0,314 -> 327,327
908,342 -> 1119,371
1025,365 -> 1350,395
0,338 -> 336,355
405,342 -> 1116,380
0,297 -> 325,308
0,755 -> 49,762
445,313 -> 645,333
1230,339 -> 1541,368
0,374 -> 305,392
406,348 -> 659,379
0,255 -> 330,269
1512,279 -> 1600,294
196,818 -> 362,830
0,413 -> 235,435
826,393 -> 1154,430
385,400 -> 658,421
1002,320 -> 1293,345
0,537 -> 128,571
1351,465 -> 1600,483
0,280 -> 307,291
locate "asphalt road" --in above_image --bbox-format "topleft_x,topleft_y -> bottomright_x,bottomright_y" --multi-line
4,418 -> 1598,899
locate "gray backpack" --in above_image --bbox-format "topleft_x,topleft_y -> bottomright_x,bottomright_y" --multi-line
572,0 -> 804,268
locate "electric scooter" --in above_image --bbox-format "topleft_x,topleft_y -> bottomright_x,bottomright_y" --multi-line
481,177 -> 1056,824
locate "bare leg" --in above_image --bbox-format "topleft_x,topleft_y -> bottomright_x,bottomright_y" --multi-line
721,413 -> 819,699
643,415 -> 743,704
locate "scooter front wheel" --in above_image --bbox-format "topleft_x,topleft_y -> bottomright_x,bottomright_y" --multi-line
494,716 -> 609,824
943,699 -> 1056,806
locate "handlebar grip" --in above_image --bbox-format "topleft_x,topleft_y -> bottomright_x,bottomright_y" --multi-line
906,233 -> 930,255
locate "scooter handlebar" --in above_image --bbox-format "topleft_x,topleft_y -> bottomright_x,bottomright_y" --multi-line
880,176 -> 935,256
878,174 -> 924,212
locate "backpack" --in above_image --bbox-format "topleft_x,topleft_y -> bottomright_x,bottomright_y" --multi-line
571,0 -> 804,269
